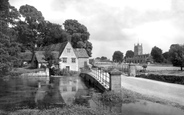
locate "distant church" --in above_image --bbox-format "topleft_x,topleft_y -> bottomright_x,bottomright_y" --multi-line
125,43 -> 152,64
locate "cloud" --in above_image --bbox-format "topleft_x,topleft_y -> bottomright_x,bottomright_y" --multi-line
9,0 -> 184,59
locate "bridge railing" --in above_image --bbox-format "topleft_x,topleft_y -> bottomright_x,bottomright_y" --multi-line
91,68 -> 110,89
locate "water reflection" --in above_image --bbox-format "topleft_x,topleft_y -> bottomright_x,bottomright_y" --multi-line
1,75 -> 184,115
0,76 -> 38,111
59,76 -> 88,105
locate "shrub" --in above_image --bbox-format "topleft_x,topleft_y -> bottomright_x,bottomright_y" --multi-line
100,91 -> 123,107
73,97 -> 90,107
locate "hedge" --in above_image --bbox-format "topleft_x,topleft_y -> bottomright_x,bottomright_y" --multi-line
136,74 -> 184,85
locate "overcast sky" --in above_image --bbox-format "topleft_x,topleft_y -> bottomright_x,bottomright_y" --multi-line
9,0 -> 184,59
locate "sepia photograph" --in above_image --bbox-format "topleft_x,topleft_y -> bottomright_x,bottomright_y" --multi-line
1,0 -> 184,114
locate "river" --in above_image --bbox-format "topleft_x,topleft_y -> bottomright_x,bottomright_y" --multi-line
1,75 -> 184,115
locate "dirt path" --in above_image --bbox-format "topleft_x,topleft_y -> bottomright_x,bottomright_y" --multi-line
121,76 -> 184,105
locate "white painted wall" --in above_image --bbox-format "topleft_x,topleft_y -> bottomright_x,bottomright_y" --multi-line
59,42 -> 78,71
78,58 -> 89,69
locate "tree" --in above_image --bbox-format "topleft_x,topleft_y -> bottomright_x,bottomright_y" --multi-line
44,50 -> 58,68
63,19 -> 92,56
16,4 -> 45,66
162,51 -> 170,63
40,21 -> 69,46
0,0 -> 21,77
101,56 -> 107,60
142,64 -> 147,72
112,51 -> 123,63
151,46 -> 164,63
125,50 -> 134,58
169,44 -> 184,70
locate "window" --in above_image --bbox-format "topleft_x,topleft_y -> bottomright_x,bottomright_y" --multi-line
72,58 -> 76,63
72,86 -> 76,92
63,58 -> 67,63
67,48 -> 71,53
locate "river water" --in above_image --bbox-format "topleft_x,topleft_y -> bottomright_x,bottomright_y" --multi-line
1,75 -> 184,115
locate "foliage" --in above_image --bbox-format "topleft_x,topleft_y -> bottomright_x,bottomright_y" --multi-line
74,97 -> 90,107
0,0 -> 21,77
63,19 -> 92,56
151,46 -> 164,63
136,74 -> 184,85
17,4 -> 45,47
112,51 -> 124,63
16,4 -> 45,66
169,44 -> 184,70
100,56 -> 107,60
162,51 -> 170,63
43,50 -> 58,68
40,21 -> 69,46
100,91 -> 123,107
142,64 -> 148,72
125,50 -> 134,58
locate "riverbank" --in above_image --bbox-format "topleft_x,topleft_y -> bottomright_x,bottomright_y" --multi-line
121,88 -> 184,111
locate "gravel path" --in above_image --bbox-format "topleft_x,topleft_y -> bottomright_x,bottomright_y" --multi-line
121,76 -> 184,105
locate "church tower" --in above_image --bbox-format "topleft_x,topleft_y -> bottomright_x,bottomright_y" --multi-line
134,43 -> 143,55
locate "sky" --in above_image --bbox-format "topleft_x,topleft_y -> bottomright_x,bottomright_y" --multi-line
9,0 -> 184,59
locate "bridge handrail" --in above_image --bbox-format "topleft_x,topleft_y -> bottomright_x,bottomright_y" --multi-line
91,68 -> 110,89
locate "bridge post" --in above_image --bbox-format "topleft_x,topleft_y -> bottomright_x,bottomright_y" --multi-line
109,69 -> 122,92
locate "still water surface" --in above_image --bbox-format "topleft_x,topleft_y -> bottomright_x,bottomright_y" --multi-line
1,75 -> 184,115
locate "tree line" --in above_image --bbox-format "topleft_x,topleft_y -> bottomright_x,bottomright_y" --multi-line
112,44 -> 184,70
0,0 -> 92,76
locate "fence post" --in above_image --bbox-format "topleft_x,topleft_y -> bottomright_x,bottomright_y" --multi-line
45,68 -> 50,84
109,69 -> 122,92
128,64 -> 136,77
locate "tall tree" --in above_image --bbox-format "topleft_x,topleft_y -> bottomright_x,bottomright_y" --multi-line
169,44 -> 184,70
63,19 -> 92,56
16,4 -> 45,65
151,46 -> 164,63
125,50 -> 134,58
112,51 -> 123,63
40,21 -> 69,46
162,51 -> 170,63
0,0 -> 21,77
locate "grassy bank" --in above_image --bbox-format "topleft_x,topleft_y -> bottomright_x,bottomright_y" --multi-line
121,88 -> 184,111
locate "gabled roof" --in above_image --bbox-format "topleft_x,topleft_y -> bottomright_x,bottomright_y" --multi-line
42,42 -> 68,56
35,51 -> 60,63
39,42 -> 89,59
74,48 -> 89,58
35,51 -> 47,63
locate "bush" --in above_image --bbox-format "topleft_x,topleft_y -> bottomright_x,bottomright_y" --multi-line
73,97 -> 90,107
136,74 -> 184,85
100,91 -> 123,107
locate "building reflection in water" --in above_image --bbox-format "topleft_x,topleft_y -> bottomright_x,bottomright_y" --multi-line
59,76 -> 86,105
